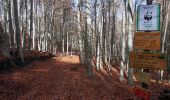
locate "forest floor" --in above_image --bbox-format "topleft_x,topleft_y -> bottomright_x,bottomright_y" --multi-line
0,55 -> 170,100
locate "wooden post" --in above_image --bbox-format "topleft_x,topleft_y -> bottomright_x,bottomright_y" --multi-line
141,0 -> 153,99
146,0 -> 153,5
131,0 -> 163,99
167,43 -> 170,83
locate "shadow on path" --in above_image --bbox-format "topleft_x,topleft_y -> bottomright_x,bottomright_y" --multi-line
0,55 -> 136,100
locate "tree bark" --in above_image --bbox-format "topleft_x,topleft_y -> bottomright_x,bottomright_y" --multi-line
13,0 -> 25,64
78,0 -> 85,64
110,0 -> 115,63
29,0 -> 33,50
23,0 -> 28,49
162,1 -> 170,52
8,0 -> 15,48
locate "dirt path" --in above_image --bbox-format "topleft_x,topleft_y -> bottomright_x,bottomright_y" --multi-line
0,56 -> 136,100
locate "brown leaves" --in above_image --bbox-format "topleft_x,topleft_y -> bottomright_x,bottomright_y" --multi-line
0,56 -> 139,100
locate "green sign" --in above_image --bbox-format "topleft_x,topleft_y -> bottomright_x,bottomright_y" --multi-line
137,4 -> 160,31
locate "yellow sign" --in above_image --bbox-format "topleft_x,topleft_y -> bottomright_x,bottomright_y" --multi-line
134,32 -> 160,50
129,51 -> 167,69
134,71 -> 151,85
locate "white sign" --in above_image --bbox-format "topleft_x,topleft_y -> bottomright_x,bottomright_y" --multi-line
137,4 -> 160,31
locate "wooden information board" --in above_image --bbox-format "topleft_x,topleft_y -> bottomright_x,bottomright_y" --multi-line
129,51 -> 167,69
134,32 -> 160,50
134,32 -> 161,50
134,71 -> 151,85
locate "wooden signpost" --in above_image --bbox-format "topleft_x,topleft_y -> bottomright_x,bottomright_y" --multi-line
131,0 -> 166,99
129,51 -> 167,69
134,32 -> 161,50
134,70 -> 151,85
167,43 -> 170,75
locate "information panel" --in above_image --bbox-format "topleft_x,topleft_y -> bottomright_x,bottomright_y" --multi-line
137,4 -> 160,31
129,51 -> 167,69
134,32 -> 160,50
134,71 -> 151,85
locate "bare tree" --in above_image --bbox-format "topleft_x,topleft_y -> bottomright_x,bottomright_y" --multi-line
13,0 -> 24,64
28,0 -> 33,50
8,0 -> 15,48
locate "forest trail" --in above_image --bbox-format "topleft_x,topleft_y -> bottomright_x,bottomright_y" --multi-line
0,56 -> 136,100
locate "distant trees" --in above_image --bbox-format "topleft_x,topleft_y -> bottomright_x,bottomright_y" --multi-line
75,0 -> 129,79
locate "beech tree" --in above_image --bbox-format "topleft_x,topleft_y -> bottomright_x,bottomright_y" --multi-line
13,0 -> 25,64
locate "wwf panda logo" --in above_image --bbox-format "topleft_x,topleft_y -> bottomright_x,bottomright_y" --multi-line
144,11 -> 152,21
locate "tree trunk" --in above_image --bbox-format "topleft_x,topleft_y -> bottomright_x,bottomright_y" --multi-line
34,0 -> 38,50
110,0 -> 115,63
23,0 -> 27,49
162,1 -> 170,52
3,1 -> 8,33
13,0 -> 25,64
147,0 -> 153,5
8,0 -> 15,48
94,0 -> 100,70
66,31 -> 69,55
84,0 -> 93,77
78,0 -> 85,64
29,0 -> 33,50
101,0 -> 107,64
127,0 -> 134,85
62,9 -> 66,53
120,6 -> 125,81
